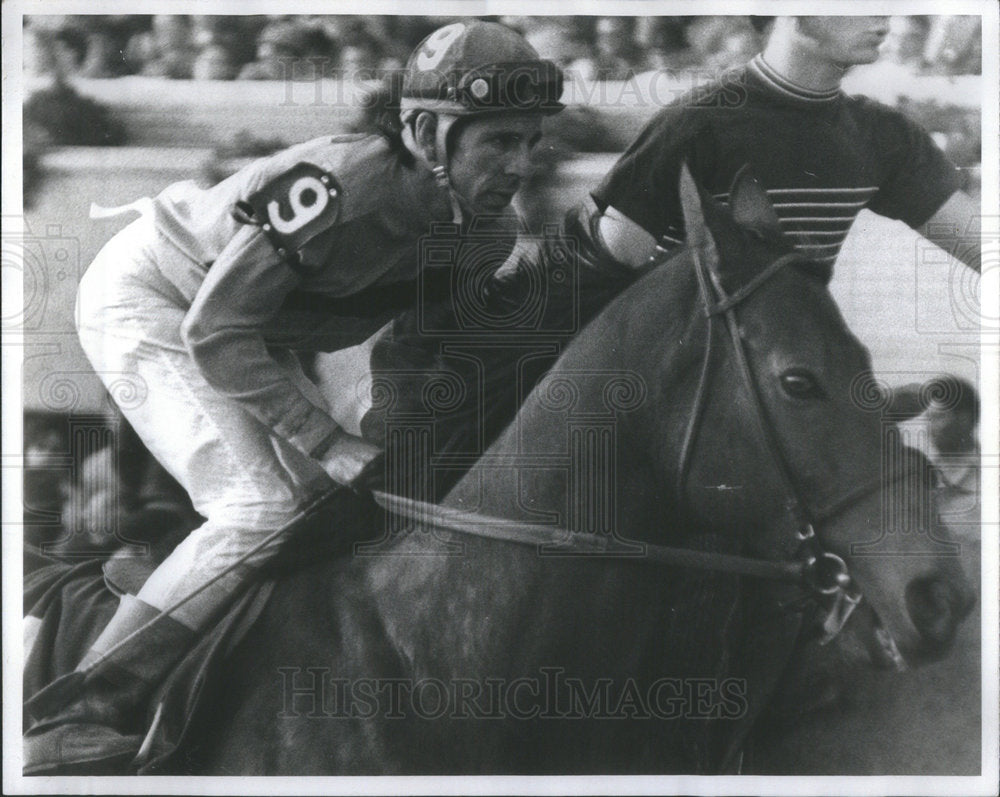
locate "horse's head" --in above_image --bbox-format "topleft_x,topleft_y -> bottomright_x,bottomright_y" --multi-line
627,164 -> 975,665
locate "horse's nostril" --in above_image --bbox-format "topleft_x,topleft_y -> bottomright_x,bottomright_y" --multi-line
905,576 -> 968,650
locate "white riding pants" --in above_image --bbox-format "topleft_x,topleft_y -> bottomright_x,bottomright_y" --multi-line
76,216 -> 332,630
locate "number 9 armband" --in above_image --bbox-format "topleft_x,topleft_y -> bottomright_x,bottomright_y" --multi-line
234,162 -> 343,274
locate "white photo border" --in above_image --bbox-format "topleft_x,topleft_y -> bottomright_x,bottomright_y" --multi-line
3,1 -> 997,794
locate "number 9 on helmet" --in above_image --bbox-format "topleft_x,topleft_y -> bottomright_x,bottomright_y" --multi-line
400,20 -> 565,118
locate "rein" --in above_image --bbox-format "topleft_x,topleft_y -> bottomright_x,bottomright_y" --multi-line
371,489 -> 804,582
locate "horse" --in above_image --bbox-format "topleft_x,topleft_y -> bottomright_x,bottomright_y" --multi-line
33,164 -> 976,775
165,164 -> 975,775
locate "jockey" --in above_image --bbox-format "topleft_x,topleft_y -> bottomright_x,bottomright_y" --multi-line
24,19 -> 564,774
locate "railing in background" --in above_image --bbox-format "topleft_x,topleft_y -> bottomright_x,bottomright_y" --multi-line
23,69 -> 982,147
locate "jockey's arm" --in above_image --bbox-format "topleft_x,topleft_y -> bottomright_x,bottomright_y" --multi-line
918,190 -> 982,273
180,224 -> 377,483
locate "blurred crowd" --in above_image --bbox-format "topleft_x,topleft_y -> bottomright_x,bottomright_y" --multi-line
24,403 -> 199,571
24,14 -> 983,81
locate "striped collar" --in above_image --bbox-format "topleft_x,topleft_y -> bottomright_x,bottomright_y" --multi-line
747,54 -> 842,106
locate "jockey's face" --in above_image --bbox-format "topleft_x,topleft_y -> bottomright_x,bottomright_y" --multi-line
796,16 -> 891,67
448,113 -> 544,215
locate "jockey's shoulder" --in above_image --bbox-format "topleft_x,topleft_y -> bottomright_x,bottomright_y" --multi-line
249,133 -> 428,224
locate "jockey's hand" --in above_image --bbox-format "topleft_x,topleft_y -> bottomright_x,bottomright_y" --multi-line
349,452 -> 386,495
316,428 -> 382,486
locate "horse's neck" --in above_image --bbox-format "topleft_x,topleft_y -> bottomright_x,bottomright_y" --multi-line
367,528 -> 706,678
369,257 -> 712,677
461,255 -> 706,529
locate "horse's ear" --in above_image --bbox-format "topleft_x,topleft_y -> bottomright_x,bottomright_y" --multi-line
728,165 -> 782,239
678,162 -> 719,268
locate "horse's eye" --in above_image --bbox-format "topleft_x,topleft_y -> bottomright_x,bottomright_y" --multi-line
780,370 -> 823,399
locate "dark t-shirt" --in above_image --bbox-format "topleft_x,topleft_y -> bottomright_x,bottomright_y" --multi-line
592,55 -> 964,268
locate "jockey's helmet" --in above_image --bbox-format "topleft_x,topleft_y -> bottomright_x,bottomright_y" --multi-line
398,20 -> 564,192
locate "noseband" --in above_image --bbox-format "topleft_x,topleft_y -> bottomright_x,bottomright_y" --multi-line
371,246 -> 898,643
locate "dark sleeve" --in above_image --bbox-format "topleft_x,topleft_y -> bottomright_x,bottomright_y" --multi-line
866,102 -> 965,227
486,198 -> 641,332
590,105 -> 700,242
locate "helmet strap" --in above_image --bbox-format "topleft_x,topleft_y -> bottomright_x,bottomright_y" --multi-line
431,164 -> 449,187
402,110 -> 469,225
432,162 -> 465,222
446,186 -> 466,226
436,114 -> 479,224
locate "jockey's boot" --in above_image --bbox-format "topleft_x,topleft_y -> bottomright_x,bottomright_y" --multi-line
23,594 -> 196,775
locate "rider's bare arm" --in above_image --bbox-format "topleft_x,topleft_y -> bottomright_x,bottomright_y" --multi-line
596,205 -> 660,269
919,190 -> 982,273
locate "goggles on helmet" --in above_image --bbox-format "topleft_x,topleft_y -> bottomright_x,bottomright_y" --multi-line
400,59 -> 564,116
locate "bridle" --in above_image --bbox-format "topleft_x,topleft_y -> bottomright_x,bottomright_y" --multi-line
675,244 -> 882,638
371,243 -> 901,642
